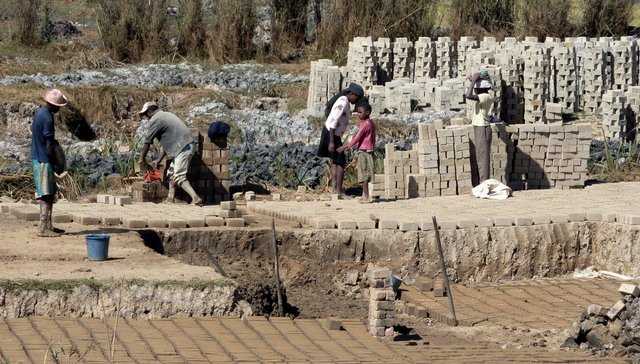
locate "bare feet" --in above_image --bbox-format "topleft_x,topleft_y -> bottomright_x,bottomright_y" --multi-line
38,229 -> 61,238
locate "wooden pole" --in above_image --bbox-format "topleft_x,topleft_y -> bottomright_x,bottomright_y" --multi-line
432,216 -> 458,326
271,219 -> 284,317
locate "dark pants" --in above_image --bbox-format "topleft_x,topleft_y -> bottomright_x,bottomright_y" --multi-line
474,125 -> 492,183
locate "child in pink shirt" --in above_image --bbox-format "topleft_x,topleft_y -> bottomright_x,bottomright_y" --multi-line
338,103 -> 376,202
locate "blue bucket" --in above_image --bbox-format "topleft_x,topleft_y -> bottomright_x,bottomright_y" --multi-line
86,234 -> 110,261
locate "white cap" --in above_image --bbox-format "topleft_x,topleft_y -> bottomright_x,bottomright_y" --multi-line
138,101 -> 158,115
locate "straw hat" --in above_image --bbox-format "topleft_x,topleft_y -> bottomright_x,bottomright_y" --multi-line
43,89 -> 68,107
138,101 -> 158,115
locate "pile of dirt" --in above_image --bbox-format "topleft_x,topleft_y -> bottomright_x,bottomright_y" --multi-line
562,283 -> 640,361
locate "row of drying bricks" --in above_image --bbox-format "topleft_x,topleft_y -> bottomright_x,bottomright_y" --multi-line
0,204 -> 245,229
251,206 -> 640,231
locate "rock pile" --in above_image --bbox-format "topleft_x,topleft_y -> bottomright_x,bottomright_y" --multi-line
563,283 -> 640,362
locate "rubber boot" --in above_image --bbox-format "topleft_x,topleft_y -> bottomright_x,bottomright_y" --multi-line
164,182 -> 176,204
38,201 -> 60,237
180,180 -> 203,206
47,202 -> 65,234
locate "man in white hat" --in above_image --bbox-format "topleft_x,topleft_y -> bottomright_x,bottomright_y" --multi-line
466,70 -> 495,185
32,88 -> 67,237
138,102 -> 203,206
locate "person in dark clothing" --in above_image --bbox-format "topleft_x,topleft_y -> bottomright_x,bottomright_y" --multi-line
32,89 -> 67,237
317,83 -> 365,197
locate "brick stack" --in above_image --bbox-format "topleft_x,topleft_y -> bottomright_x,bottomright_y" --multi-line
306,59 -> 342,117
601,90 -> 628,140
489,124 -> 513,184
346,37 -> 376,90
416,122 -> 441,197
545,102 -> 563,123
582,43 -> 606,114
507,124 -> 590,190
132,181 -> 167,203
435,37 -> 454,80
367,266 -> 395,337
436,128 -> 458,196
496,50 -> 524,122
611,38 -> 636,92
624,85 -> 640,141
480,36 -> 498,52
598,38 -> 614,91
190,129 -> 231,204
384,144 -> 418,199
368,85 -> 386,115
414,37 -> 435,82
452,128 -> 473,194
393,38 -> 414,80
457,36 -> 477,78
369,174 -> 385,201
384,79 -> 411,115
524,48 -> 550,123
551,44 -> 578,113
374,37 -> 393,83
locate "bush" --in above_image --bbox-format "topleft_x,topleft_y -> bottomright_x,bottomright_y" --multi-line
206,0 -> 256,63
515,0 -> 574,39
95,0 -> 169,62
12,0 -> 44,46
177,0 -> 207,58
449,0 -> 515,39
581,0 -> 633,37
314,0 -> 437,62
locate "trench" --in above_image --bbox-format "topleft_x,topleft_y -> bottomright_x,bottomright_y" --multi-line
151,221 -> 640,317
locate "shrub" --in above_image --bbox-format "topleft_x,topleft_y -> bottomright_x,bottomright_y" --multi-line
177,0 -> 207,58
580,0 -> 633,36
449,0 -> 515,39
206,0 -> 256,63
515,0 -> 574,39
12,0 -> 44,46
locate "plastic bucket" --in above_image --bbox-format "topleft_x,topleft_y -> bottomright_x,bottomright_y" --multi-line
85,234 -> 110,261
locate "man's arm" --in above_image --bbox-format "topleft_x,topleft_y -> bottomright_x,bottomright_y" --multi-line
153,150 -> 166,169
139,143 -> 152,171
43,113 -> 56,158
339,123 -> 367,153
326,97 -> 347,153
465,72 -> 480,101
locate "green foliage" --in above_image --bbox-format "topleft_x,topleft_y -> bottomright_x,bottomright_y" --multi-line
206,0 -> 257,63
515,0 -> 574,39
449,0 -> 515,39
580,0 -> 633,37
11,0 -> 45,46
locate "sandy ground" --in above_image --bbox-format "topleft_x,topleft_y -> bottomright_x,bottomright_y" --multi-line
0,214 -> 221,281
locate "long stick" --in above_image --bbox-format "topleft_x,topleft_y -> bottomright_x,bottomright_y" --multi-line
432,216 -> 458,326
271,219 -> 284,317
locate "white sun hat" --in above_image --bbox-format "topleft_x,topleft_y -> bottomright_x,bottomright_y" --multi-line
138,101 -> 158,115
43,89 -> 68,107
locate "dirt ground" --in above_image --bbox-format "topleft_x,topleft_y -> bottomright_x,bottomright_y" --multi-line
0,214 -> 221,281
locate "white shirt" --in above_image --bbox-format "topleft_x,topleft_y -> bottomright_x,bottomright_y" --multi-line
471,93 -> 494,127
325,96 -> 350,136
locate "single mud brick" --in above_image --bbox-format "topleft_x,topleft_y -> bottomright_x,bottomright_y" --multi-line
76,215 -> 101,226
415,278 -> 433,292
532,215 -> 551,225
123,219 -> 147,229
587,304 -> 604,317
244,192 -> 256,201
168,220 -> 188,229
220,210 -> 240,218
514,217 -> 533,226
404,303 -> 417,316
370,267 -> 391,280
603,213 -> 617,223
568,212 -> 586,222
114,196 -> 132,206
438,221 -> 458,230
626,215 -> 640,225
370,300 -> 394,311
456,220 -> 476,229
271,193 -> 282,201
338,221 -> 357,230
205,216 -> 225,227
320,319 -> 342,331
420,221 -> 435,231
102,217 -> 121,226
148,219 -> 168,228
357,220 -> 376,230
96,194 -> 109,204
187,218 -> 206,228
220,201 -> 236,211
313,219 -> 336,229
370,288 -> 390,301
53,214 -> 73,224
399,222 -> 419,232
549,215 -> 569,223
369,326 -> 385,337
378,220 -> 398,230
369,318 -> 393,327
586,213 -> 603,221
493,217 -> 513,227
607,300 -> 626,320
432,277 -> 446,297
226,218 -> 245,228
0,205 -> 9,213
619,284 -> 640,297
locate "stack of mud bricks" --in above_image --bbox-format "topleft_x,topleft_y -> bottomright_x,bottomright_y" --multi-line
480,36 -> 498,52
599,38 -> 614,90
132,181 -> 167,202
384,144 -> 417,199
581,42 -> 606,114
507,124 -> 590,190
190,129 -> 231,204
414,37 -> 435,83
451,128 -> 473,194
368,85 -> 386,115
488,124 -> 513,184
346,37 -> 376,90
524,47 -> 550,123
373,38 -> 393,83
435,37 -> 454,80
550,44 -> 578,113
456,36 -> 477,79
393,38 -> 414,80
611,38 -> 638,92
369,175 -> 385,201
413,122 -> 441,197
624,86 -> 640,141
384,79 -> 412,115
496,50 -> 524,122
306,59 -> 342,117
545,102 -> 563,123
436,129 -> 459,196
601,90 -> 628,140
367,267 -> 395,338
